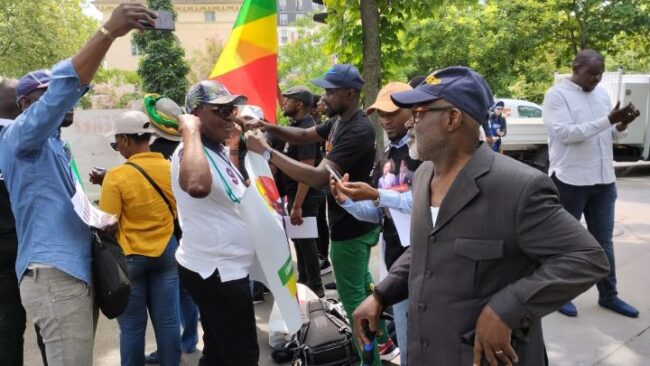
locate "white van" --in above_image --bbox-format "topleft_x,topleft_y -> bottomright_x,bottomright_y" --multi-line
494,98 -> 543,119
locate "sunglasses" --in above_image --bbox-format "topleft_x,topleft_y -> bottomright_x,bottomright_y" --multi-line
110,135 -> 123,151
203,104 -> 236,119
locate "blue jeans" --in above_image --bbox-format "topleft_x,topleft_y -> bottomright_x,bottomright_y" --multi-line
118,237 -> 181,366
179,284 -> 199,352
392,299 -> 409,366
552,176 -> 617,300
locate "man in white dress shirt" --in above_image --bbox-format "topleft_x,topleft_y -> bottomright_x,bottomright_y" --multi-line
543,49 -> 641,318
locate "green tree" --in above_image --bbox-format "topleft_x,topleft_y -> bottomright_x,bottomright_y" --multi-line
187,37 -> 224,85
0,0 -> 98,77
402,0 -> 650,103
133,0 -> 189,105
278,17 -> 331,93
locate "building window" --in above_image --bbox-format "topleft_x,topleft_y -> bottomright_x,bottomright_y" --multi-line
279,13 -> 288,25
279,0 -> 287,11
205,11 -> 216,22
296,0 -> 304,10
131,39 -> 140,56
280,29 -> 288,44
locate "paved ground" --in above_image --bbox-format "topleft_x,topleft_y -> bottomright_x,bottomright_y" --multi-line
23,163 -> 650,365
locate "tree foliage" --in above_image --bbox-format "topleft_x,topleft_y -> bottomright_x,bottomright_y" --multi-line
187,37 -> 224,85
133,0 -> 189,105
402,0 -> 650,103
0,0 -> 98,77
278,16 -> 332,93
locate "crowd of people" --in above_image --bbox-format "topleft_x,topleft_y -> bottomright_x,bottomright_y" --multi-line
0,4 -> 643,366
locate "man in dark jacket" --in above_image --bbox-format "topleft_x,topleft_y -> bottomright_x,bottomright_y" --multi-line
352,67 -> 609,366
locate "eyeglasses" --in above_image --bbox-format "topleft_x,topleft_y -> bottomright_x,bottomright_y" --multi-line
203,104 -> 236,119
412,105 -> 456,121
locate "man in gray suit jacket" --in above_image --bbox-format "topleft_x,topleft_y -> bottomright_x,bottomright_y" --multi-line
351,67 -> 609,366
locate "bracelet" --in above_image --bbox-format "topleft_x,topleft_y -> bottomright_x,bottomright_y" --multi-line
99,26 -> 115,42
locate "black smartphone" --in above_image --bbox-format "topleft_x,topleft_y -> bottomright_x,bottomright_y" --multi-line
140,10 -> 175,31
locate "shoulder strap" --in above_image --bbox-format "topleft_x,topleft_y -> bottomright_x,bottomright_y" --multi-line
125,162 -> 175,218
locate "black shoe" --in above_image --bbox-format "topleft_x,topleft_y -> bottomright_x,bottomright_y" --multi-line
320,259 -> 333,275
252,283 -> 265,304
324,282 -> 337,290
144,351 -> 159,364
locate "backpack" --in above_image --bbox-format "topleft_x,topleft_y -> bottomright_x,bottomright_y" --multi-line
291,298 -> 359,366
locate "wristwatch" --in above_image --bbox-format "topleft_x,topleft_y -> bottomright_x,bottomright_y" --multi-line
372,194 -> 381,207
261,147 -> 273,161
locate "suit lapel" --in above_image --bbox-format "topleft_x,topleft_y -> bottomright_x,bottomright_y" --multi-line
432,143 -> 494,235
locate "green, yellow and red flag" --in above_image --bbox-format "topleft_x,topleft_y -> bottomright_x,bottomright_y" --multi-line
209,0 -> 278,123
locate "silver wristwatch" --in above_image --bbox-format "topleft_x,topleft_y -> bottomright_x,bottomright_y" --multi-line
262,147 -> 273,161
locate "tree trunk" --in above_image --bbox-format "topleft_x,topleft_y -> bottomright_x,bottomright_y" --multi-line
360,0 -> 384,150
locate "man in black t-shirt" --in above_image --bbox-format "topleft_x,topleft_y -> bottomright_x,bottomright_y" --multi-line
246,64 -> 391,363
280,86 -> 325,297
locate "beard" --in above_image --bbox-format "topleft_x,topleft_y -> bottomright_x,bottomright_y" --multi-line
407,135 -> 419,160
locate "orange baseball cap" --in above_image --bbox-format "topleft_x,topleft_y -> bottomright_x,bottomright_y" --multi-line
366,82 -> 412,115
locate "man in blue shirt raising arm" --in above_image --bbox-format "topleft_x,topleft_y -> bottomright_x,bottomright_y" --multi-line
0,5 -> 156,365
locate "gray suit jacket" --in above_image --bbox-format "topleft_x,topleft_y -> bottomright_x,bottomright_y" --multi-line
375,143 -> 609,365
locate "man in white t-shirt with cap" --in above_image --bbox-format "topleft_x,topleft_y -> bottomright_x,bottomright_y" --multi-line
172,80 -> 259,365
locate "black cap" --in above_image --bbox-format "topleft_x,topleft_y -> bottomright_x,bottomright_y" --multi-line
282,86 -> 314,106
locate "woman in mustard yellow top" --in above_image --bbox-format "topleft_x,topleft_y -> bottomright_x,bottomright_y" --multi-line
99,111 -> 181,366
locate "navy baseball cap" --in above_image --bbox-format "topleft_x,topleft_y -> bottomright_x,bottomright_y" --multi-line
16,69 -> 51,100
391,66 -> 494,124
312,64 -> 364,90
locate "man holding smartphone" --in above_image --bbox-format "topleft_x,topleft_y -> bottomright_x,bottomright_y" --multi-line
246,64 -> 392,365
0,5 -> 157,365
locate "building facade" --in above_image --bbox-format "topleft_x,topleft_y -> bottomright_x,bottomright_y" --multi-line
94,0 -> 242,70
277,0 -> 324,45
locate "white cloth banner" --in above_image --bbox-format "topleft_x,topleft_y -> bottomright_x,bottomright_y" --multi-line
240,152 -> 302,334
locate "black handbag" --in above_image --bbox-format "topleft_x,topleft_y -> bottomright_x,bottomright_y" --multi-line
92,230 -> 131,319
126,162 -> 182,240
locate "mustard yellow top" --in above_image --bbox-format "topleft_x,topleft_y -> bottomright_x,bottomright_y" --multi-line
99,152 -> 177,256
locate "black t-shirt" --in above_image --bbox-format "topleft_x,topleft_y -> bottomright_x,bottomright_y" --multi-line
315,109 -> 378,241
371,141 -> 422,269
0,172 -> 17,271
284,115 -> 323,198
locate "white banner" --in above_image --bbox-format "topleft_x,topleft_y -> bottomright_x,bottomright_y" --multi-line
240,152 -> 302,334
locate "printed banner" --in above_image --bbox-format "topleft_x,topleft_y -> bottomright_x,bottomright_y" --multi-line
240,152 -> 301,333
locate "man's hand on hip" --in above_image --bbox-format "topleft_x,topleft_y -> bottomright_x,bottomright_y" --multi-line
473,304 -> 518,366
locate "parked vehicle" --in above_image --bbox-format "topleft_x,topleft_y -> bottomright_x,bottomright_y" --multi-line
500,71 -> 650,172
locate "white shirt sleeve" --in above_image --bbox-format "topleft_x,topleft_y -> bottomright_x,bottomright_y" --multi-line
543,89 -> 611,144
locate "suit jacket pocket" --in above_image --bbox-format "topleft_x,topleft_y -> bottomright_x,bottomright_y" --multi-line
454,238 -> 504,261
454,238 -> 504,296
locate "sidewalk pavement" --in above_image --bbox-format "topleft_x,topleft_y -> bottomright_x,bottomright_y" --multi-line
23,164 -> 650,365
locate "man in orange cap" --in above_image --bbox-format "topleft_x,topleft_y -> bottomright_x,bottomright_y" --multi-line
330,81 -> 421,364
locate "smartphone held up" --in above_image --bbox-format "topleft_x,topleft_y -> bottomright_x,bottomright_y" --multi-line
139,10 -> 175,31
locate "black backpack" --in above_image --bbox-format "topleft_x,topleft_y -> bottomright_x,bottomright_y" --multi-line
290,298 -> 358,366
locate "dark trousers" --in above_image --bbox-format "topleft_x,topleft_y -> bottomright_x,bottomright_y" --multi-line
0,268 -> 25,366
287,195 -> 324,293
316,194 -> 330,260
553,175 -> 618,300
178,265 -> 259,366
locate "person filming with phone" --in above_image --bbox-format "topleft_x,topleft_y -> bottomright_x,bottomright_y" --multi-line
0,4 -> 157,365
